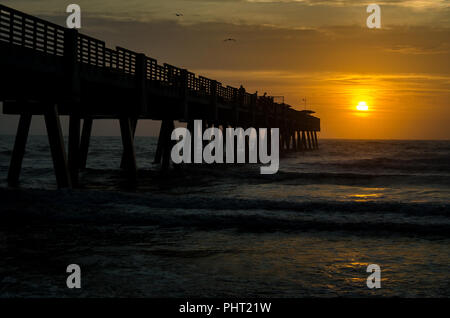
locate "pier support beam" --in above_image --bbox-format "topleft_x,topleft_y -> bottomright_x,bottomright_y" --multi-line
154,119 -> 175,170
120,118 -> 138,169
119,117 -> 137,180
314,131 -> 319,149
79,118 -> 93,169
301,131 -> 307,150
291,131 -> 295,151
281,131 -> 289,153
285,132 -> 290,152
266,128 -> 272,156
221,123 -> 229,161
292,131 -> 297,151
68,115 -> 81,186
154,121 -> 166,164
307,131 -> 313,150
187,120 -> 195,163
287,132 -> 291,151
287,132 -> 292,151
162,120 -> 175,170
7,114 -> 32,187
45,105 -> 72,189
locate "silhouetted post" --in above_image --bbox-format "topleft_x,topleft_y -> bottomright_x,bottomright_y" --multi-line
155,119 -> 174,169
296,131 -> 302,150
45,105 -> 72,188
7,113 -> 32,186
79,118 -> 93,169
68,115 -> 81,186
267,127 -> 272,156
307,131 -> 313,150
64,29 -> 80,185
284,130 -> 289,151
289,130 -> 294,151
135,54 -> 147,113
221,123 -> 228,161
187,120 -> 195,163
302,131 -> 307,150
162,120 -> 175,170
314,131 -> 319,149
285,131 -> 290,151
285,131 -> 288,151
244,125 -> 250,163
202,120 -> 208,150
306,131 -> 310,149
291,131 -> 295,151
293,130 -> 298,150
154,121 -> 165,164
119,53 -> 145,169
237,86 -> 245,126
211,81 -> 218,121
279,131 -> 284,153
287,130 -> 291,151
301,132 -> 304,150
187,121 -> 194,135
251,93 -> 257,127
313,132 -> 317,149
120,118 -> 137,169
291,130 -> 297,151
119,117 -> 137,180
63,29 -> 80,101
255,126 -> 260,162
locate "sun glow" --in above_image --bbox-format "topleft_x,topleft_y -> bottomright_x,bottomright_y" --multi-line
356,101 -> 369,111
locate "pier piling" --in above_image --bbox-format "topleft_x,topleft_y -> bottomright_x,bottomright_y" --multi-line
44,105 -> 72,189
119,117 -> 137,180
79,118 -> 93,170
7,113 -> 32,186
68,115 -> 81,186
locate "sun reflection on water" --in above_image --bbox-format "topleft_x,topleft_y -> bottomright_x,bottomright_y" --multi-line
347,190 -> 385,202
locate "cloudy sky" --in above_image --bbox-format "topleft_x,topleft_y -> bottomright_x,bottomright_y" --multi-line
1,0 -> 449,139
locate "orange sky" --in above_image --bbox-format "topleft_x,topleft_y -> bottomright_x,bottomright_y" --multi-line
1,0 -> 449,139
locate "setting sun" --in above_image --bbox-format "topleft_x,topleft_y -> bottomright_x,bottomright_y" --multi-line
356,101 -> 369,111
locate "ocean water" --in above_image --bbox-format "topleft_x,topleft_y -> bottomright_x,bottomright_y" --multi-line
0,136 -> 449,297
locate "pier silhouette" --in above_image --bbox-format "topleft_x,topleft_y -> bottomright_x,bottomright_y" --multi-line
0,4 -> 320,188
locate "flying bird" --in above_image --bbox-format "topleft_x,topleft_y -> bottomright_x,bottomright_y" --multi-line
175,13 -> 183,17
224,38 -> 237,42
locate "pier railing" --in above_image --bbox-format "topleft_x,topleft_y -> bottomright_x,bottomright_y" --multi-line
0,5 -> 65,56
0,4 -> 289,113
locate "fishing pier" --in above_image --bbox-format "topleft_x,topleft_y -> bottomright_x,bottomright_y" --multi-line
0,4 -> 320,188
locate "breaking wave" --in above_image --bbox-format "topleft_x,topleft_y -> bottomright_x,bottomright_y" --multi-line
1,187 -> 449,237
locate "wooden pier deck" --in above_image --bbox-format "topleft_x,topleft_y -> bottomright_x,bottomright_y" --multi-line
0,4 -> 320,188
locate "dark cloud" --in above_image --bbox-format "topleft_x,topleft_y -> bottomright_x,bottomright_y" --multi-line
45,16 -> 448,76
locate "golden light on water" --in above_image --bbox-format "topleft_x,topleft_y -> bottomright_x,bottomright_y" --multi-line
356,101 -> 369,111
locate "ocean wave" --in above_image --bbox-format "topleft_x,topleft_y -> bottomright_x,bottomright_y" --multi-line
305,155 -> 450,173
1,187 -> 449,237
220,168 -> 450,187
